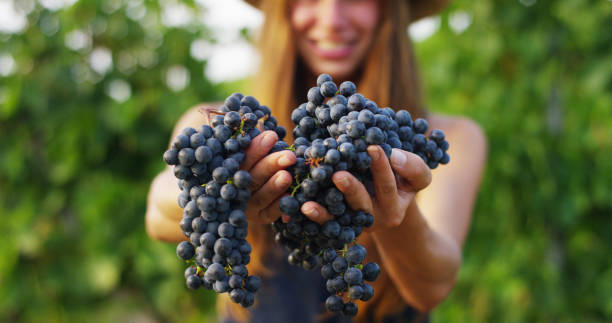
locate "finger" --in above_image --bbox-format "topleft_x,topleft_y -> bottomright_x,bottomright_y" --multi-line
257,196 -> 286,224
241,131 -> 280,171
301,201 -> 334,225
249,151 -> 296,191
389,148 -> 432,191
246,170 -> 293,223
367,145 -> 403,226
332,171 -> 374,214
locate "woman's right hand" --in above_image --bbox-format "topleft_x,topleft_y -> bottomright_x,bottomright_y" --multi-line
145,106 -> 295,242
240,130 -> 296,224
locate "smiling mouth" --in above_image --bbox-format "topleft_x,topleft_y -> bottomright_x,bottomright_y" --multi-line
309,39 -> 356,59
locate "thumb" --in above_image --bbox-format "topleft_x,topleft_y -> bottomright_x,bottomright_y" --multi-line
389,148 -> 432,191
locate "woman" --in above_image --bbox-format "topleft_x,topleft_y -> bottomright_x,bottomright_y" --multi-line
146,0 -> 487,322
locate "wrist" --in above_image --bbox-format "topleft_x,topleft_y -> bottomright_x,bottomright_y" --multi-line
372,201 -> 428,238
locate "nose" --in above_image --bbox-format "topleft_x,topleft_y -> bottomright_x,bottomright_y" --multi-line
318,0 -> 347,31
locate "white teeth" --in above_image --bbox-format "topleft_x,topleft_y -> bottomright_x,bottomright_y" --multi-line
316,41 -> 349,51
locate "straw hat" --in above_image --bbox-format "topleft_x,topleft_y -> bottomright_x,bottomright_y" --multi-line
244,0 -> 449,22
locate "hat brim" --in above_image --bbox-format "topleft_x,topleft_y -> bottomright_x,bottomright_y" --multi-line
244,0 -> 449,22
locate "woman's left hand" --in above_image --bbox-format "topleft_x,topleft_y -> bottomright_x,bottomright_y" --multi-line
298,145 -> 432,229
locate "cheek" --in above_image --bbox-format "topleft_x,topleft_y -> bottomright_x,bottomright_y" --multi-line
349,3 -> 379,36
290,4 -> 314,36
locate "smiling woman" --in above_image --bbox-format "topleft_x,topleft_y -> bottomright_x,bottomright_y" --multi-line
145,0 -> 487,322
291,0 -> 380,79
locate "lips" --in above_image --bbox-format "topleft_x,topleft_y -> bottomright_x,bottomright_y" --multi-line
309,39 -> 356,60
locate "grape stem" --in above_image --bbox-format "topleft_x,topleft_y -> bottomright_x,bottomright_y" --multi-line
198,106 -> 225,125
289,173 -> 310,197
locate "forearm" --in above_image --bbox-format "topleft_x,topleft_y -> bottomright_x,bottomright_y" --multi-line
370,201 -> 461,312
145,168 -> 186,242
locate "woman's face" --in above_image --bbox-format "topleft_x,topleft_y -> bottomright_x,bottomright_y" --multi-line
290,0 -> 380,80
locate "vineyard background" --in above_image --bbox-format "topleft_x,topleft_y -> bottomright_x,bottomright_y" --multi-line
1,0 -> 611,322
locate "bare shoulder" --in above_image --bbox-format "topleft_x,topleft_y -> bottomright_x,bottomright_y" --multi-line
170,102 -> 222,140
418,114 -> 488,247
429,114 -> 486,142
429,114 -> 487,158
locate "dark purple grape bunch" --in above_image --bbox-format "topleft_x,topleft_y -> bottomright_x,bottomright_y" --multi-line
271,74 -> 450,317
163,92 -> 286,308
321,245 -> 380,316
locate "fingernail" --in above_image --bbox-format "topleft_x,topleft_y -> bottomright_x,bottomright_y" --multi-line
303,205 -> 318,218
335,175 -> 349,189
390,149 -> 406,167
278,153 -> 293,167
275,174 -> 291,187
261,132 -> 276,148
367,146 -> 380,162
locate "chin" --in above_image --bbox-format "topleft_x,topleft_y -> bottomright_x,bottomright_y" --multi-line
311,63 -> 356,82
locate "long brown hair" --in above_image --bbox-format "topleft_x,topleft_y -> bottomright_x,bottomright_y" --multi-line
218,0 -> 428,321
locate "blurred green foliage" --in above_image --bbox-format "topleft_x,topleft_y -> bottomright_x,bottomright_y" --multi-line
421,1 -> 612,322
1,1 -> 224,322
0,0 -> 610,322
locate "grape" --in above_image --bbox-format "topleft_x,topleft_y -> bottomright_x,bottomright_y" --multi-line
229,288 -> 245,303
345,245 -> 366,265
213,279 -> 230,293
440,152 -> 451,164
320,81 -> 338,98
321,264 -> 335,279
325,295 -> 344,312
172,134 -> 190,149
348,93 -> 366,111
186,275 -> 203,290
339,81 -> 357,97
198,124 -> 214,138
241,291 -> 255,307
177,241 -> 195,260
244,275 -> 262,292
430,128 -> 445,142
339,227 -> 356,243
224,111 -> 242,129
162,94 -> 289,308
214,125 -> 232,142
279,196 -> 300,216
229,209 -> 247,227
324,149 -> 341,165
330,104 -> 348,122
218,222 -> 235,238
326,276 -> 347,293
346,120 -> 365,138
343,302 -> 358,317
163,78 -> 451,316
266,74 -> 451,317
307,87 -> 324,105
219,184 -> 237,200
317,73 -> 333,86
185,266 -> 197,279
225,95 -> 241,111
322,220 -> 341,238
178,148 -> 195,166
348,285 -> 363,299
361,284 -> 375,301
228,274 -> 243,289
344,267 -> 363,286
332,257 -> 348,273
413,118 -> 429,134
365,127 -> 385,145
224,139 -> 240,153
163,149 -> 179,165
241,95 -> 259,109
362,262 -> 381,281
